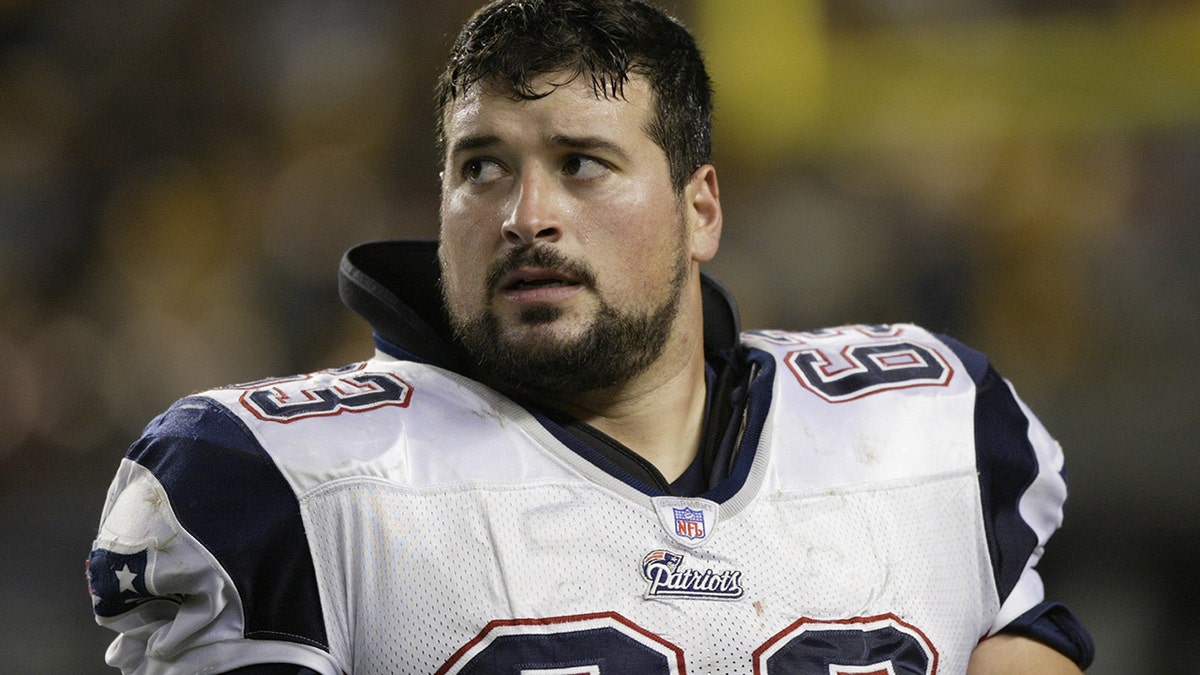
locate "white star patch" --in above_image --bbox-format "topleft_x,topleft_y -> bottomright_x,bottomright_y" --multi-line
115,564 -> 139,594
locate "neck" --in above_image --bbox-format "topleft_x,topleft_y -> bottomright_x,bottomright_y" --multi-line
549,360 -> 708,483
516,289 -> 709,483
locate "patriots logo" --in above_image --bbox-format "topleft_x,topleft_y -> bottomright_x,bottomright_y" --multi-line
641,550 -> 744,601
672,507 -> 706,540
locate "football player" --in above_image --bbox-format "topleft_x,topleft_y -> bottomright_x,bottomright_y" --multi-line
88,1 -> 1094,672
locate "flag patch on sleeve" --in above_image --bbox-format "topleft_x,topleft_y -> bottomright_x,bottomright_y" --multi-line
87,547 -> 163,617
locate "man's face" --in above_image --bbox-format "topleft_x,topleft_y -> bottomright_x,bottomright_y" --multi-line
438,73 -> 694,394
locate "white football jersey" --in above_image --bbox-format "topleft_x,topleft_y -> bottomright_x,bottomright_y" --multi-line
89,324 -> 1068,674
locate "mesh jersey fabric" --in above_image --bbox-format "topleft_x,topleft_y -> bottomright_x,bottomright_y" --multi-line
89,324 -> 1081,673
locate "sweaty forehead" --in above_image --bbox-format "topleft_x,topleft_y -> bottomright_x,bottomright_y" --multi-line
442,73 -> 655,148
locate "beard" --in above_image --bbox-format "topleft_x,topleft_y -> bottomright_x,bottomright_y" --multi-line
444,240 -> 691,396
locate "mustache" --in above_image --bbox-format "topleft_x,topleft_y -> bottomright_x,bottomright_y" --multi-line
484,246 -> 598,294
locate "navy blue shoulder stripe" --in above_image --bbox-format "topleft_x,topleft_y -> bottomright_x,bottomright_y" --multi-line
934,333 -> 990,384
128,396 -> 328,651
950,345 -> 1042,604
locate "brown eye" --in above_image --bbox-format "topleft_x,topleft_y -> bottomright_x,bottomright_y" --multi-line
463,158 -> 504,184
562,154 -> 608,179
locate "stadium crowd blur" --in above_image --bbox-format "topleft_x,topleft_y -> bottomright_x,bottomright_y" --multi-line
2,0 -> 1197,671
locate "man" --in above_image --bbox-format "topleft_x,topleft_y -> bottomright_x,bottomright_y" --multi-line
87,1 -> 1094,672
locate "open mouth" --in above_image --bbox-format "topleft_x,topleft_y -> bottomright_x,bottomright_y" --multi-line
500,268 -> 582,293
508,277 -> 578,290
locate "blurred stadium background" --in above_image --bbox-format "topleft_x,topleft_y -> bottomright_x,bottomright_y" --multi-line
2,0 -> 1197,671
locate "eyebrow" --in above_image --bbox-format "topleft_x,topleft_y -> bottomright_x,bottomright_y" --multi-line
448,134 -> 501,158
548,135 -> 632,163
448,133 -> 632,163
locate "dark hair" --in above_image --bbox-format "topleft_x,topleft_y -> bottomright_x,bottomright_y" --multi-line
436,0 -> 713,193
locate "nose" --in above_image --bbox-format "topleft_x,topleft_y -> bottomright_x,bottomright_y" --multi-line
501,168 -> 562,246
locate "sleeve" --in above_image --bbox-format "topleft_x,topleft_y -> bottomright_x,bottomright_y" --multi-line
86,397 -> 341,674
938,335 -> 1095,670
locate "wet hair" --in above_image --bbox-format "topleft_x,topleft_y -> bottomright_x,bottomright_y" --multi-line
435,0 -> 713,193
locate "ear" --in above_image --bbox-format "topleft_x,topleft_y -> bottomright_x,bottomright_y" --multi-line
686,164 -> 722,263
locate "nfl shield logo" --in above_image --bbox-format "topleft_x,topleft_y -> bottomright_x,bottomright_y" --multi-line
673,507 -> 706,540
653,496 -> 718,547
